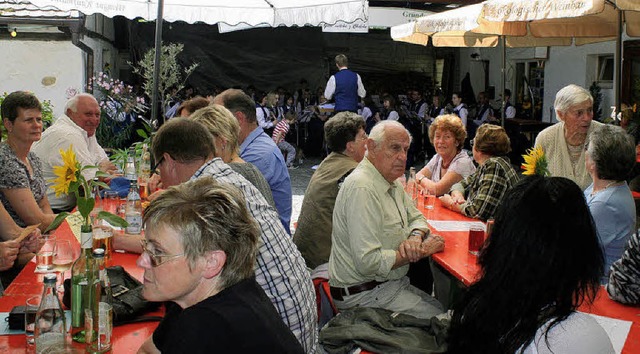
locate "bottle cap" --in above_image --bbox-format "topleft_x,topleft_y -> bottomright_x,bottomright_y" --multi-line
43,273 -> 58,284
92,248 -> 105,258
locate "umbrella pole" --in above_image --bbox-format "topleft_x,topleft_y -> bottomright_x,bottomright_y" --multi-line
150,0 -> 165,128
501,35 -> 506,127
615,8 -> 622,115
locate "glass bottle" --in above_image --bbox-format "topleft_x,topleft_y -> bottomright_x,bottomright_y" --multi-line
124,147 -> 137,181
85,249 -> 113,353
71,225 -> 94,343
35,273 -> 66,353
90,178 -> 103,227
125,181 -> 142,234
408,167 -> 417,202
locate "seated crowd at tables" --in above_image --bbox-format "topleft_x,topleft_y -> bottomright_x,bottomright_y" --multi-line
0,81 -> 638,353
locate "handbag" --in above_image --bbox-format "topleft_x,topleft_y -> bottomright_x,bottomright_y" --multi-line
63,265 -> 162,325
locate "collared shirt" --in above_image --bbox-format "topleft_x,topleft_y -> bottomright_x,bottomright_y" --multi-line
239,126 -> 292,234
32,114 -> 108,210
191,158 -> 317,353
329,157 -> 429,288
451,156 -> 520,221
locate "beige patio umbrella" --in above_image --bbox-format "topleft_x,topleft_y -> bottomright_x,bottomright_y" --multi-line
482,0 -> 640,110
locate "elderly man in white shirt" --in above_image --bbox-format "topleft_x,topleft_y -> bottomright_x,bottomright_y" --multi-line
32,93 -> 116,212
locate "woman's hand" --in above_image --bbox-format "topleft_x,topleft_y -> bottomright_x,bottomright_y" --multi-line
0,240 -> 20,271
20,227 -> 41,254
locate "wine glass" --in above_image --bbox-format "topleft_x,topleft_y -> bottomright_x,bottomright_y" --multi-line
53,240 -> 77,284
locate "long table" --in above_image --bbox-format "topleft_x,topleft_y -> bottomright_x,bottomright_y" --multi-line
0,221 -> 160,353
424,199 -> 640,354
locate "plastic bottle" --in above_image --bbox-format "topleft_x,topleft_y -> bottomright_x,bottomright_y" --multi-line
71,225 -> 94,343
125,181 -> 142,234
35,274 -> 66,353
85,249 -> 113,353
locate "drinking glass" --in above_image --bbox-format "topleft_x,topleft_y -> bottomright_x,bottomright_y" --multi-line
53,240 -> 76,281
468,225 -> 486,256
36,235 -> 56,271
92,227 -> 114,266
25,296 -> 40,346
425,187 -> 436,210
103,191 -> 119,215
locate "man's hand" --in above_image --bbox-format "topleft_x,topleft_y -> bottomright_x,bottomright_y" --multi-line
398,235 -> 424,263
147,173 -> 162,194
99,159 -> 118,175
421,235 -> 445,256
0,240 -> 20,271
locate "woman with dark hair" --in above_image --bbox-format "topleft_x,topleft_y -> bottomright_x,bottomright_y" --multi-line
440,124 -> 519,221
382,95 -> 399,121
447,176 -> 614,354
584,125 -> 636,283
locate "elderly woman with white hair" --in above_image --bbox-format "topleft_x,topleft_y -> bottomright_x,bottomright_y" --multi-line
535,84 -> 604,190
584,125 -> 636,283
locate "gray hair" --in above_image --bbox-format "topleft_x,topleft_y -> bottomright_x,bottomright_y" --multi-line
586,125 -> 635,181
369,120 -> 412,148
554,84 -> 593,120
324,112 -> 365,153
143,176 -> 259,290
64,93 -> 97,113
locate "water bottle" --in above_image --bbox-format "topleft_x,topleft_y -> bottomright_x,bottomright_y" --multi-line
71,225 -> 93,343
35,274 -> 66,353
124,147 -> 137,181
125,181 -> 142,234
85,249 -> 113,353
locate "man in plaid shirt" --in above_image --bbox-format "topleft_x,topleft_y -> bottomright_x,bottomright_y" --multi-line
149,118 -> 318,353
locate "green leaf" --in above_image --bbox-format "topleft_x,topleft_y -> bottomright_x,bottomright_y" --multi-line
93,181 -> 110,190
136,129 -> 149,139
94,171 -> 111,179
76,196 -> 95,220
68,181 -> 81,194
97,211 -> 129,228
43,212 -> 70,234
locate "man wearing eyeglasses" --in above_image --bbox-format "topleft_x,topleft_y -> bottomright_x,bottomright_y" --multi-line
138,118 -> 317,353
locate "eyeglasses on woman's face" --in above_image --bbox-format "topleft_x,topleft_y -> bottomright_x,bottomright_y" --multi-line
140,239 -> 184,267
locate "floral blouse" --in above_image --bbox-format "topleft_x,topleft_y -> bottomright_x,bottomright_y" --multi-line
0,143 -> 47,227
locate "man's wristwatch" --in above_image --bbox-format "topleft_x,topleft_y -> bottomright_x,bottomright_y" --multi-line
410,230 -> 427,241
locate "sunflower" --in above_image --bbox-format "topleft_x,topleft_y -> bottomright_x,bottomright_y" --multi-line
51,145 -> 80,197
521,147 -> 549,176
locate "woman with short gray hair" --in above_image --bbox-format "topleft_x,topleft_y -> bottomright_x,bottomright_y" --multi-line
535,84 -> 604,189
584,124 -> 636,283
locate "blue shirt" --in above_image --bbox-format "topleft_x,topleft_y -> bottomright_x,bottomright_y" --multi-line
240,126 -> 292,234
584,182 -> 636,283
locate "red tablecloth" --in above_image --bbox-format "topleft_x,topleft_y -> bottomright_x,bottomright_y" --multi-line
0,221 -> 160,353
422,199 -> 640,354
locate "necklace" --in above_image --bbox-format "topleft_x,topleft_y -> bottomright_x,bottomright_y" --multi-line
590,180 -> 620,197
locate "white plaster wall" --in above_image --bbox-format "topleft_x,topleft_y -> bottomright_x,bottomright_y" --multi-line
0,40 -> 83,118
458,41 -> 620,123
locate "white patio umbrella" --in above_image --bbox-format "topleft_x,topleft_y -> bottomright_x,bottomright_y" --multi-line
25,0 -> 370,121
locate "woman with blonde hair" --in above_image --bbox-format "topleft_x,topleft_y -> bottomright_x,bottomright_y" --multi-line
416,114 -> 475,196
440,124 -> 519,221
190,105 -> 275,207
